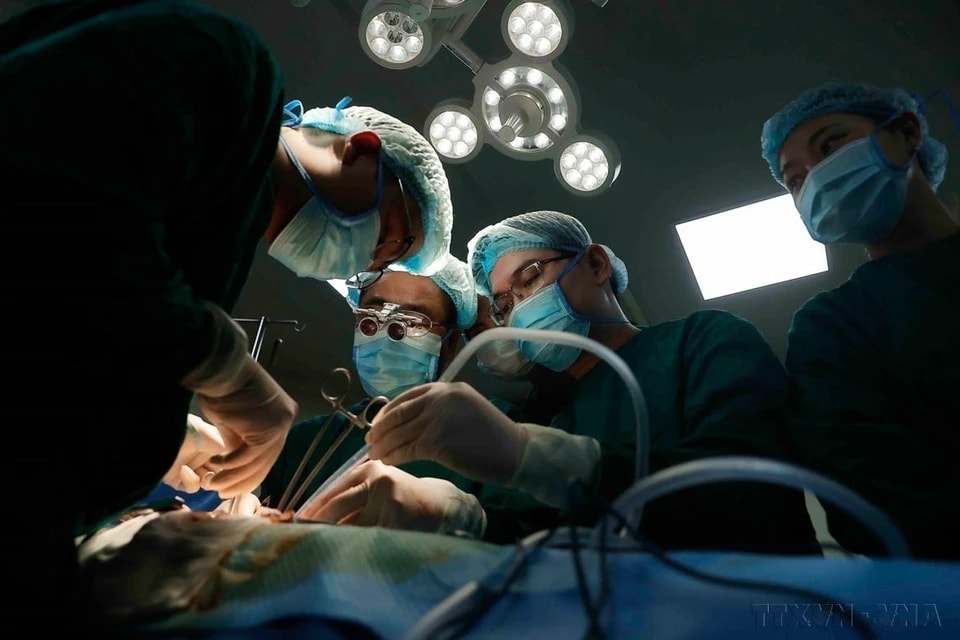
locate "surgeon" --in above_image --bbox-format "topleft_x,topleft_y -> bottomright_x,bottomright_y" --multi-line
318,211 -> 819,552
0,0 -> 453,617
261,255 -> 487,535
760,82 -> 960,559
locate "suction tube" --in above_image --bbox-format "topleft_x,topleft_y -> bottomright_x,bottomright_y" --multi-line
596,455 -> 911,558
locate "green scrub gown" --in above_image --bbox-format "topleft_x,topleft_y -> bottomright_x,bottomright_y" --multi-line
785,231 -> 960,559
483,310 -> 820,554
0,0 -> 284,616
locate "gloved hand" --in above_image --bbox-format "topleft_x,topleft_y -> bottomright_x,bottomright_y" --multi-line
367,381 -> 602,509
161,414 -> 227,493
181,303 -> 299,499
366,381 -> 528,485
298,459 -> 486,537
214,493 -> 264,517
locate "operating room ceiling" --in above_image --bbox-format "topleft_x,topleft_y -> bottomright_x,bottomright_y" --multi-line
8,0 -> 956,417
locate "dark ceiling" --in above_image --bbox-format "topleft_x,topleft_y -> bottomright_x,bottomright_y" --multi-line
6,0 -> 956,417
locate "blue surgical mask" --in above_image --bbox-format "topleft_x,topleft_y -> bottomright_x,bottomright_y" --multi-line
353,329 -> 441,399
507,259 -> 589,373
268,135 -> 384,280
797,129 -> 916,245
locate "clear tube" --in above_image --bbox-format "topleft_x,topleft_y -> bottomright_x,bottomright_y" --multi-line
296,328 -> 650,517
595,455 -> 911,558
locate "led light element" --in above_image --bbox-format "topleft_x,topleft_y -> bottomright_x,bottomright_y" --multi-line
502,0 -> 573,60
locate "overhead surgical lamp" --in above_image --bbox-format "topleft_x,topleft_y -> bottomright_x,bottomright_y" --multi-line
356,0 -> 620,195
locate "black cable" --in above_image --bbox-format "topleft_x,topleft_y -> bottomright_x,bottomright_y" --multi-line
601,507 -> 880,640
421,526 -> 560,640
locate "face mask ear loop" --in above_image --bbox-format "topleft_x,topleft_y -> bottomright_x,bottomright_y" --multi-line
554,250 -> 637,326
871,112 -> 918,173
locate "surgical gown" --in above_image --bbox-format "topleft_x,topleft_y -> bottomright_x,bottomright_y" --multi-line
483,310 -> 820,554
785,231 -> 960,559
1,0 -> 284,615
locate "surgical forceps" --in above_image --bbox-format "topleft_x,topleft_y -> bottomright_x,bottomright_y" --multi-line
276,368 -> 389,512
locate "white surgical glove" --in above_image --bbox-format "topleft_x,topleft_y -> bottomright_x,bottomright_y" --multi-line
181,303 -> 298,498
298,459 -> 486,538
161,414 -> 227,493
214,493 -> 264,517
367,381 -> 601,508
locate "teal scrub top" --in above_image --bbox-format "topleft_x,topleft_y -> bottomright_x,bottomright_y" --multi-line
483,310 -> 819,554
785,231 -> 960,559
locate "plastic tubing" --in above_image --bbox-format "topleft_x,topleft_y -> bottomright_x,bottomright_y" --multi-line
595,455 -> 911,558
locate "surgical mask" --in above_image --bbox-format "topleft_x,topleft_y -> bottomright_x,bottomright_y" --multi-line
268,136 -> 383,280
353,329 -> 441,399
797,131 -> 915,245
507,259 -> 589,372
475,336 -> 534,379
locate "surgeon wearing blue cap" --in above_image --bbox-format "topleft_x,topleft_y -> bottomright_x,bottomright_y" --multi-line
359,211 -> 819,552
761,82 -> 960,560
0,0 -> 454,616
261,255 -> 487,535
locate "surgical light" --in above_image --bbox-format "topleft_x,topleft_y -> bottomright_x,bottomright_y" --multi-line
502,0 -> 573,60
425,100 -> 483,163
556,137 -> 618,194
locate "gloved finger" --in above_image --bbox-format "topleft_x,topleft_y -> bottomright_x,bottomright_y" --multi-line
209,435 -> 283,469
306,482 -> 371,524
179,465 -> 202,493
371,383 -> 437,429
367,420 -> 424,465
368,389 -> 435,443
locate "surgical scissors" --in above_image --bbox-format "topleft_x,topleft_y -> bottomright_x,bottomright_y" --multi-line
276,368 -> 388,512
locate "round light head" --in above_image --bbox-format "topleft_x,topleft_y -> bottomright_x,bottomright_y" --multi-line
425,100 -> 483,163
555,134 -> 621,196
473,59 -> 580,160
502,0 -> 573,61
360,6 -> 432,69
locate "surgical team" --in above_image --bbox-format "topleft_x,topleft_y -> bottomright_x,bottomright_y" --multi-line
3,0 -> 957,622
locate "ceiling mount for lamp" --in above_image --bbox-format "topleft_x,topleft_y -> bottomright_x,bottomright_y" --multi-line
472,58 -> 580,160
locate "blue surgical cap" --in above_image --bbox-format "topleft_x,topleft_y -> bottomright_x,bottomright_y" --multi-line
761,82 -> 948,191
284,98 -> 453,276
424,254 -> 478,330
343,254 -> 478,330
466,210 -> 628,298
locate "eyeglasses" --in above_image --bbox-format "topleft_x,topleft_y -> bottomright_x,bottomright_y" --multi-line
489,253 -> 574,325
369,174 -> 416,271
353,302 -> 453,341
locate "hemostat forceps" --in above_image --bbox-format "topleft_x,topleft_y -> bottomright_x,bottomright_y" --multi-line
276,367 -> 388,512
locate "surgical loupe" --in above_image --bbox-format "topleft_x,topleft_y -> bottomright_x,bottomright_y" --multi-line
354,302 -> 449,341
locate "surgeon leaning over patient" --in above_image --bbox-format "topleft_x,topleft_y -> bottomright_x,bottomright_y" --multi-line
761,82 -> 960,559
0,0 -> 453,616
261,254 -> 484,534
316,211 -> 819,553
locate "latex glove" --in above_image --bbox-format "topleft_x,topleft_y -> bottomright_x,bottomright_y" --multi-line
366,381 -> 528,485
161,414 -> 227,493
368,381 -> 602,509
298,459 -> 486,537
214,493 -> 263,517
181,303 -> 298,499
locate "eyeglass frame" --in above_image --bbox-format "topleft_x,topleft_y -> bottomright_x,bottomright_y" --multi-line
488,252 -> 577,325
368,173 -> 417,272
353,302 -> 455,341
